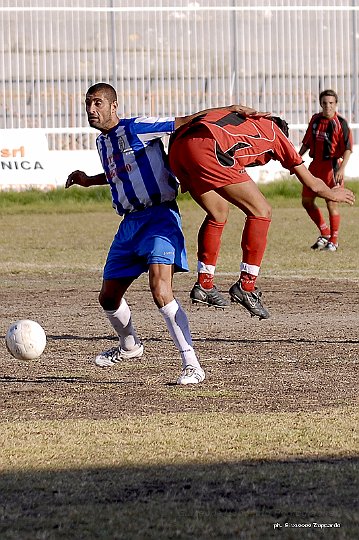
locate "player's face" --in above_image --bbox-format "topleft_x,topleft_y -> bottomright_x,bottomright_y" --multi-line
85,91 -> 118,132
320,96 -> 337,119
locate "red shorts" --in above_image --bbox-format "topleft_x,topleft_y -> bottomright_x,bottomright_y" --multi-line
302,159 -> 341,197
169,125 -> 251,198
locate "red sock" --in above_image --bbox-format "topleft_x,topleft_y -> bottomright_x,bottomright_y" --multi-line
329,214 -> 340,245
197,217 -> 226,288
197,217 -> 226,265
198,273 -> 214,289
241,216 -> 271,267
240,216 -> 271,291
240,271 -> 257,292
306,208 -> 330,237
240,216 -> 271,292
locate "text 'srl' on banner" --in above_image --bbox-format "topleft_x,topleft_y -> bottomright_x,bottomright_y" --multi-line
0,129 -> 55,191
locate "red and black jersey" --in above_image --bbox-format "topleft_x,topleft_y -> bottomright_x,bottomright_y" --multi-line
302,112 -> 353,161
172,109 -> 303,173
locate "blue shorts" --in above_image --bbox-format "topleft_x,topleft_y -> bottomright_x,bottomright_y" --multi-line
103,201 -> 189,280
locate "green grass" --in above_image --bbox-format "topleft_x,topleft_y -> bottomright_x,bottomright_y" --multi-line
0,197 -> 358,279
0,185 -> 111,214
0,178 -> 358,213
0,205 -> 358,279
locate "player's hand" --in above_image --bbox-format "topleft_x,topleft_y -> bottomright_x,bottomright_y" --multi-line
334,166 -> 345,186
331,186 -> 356,205
65,170 -> 89,189
230,104 -> 271,117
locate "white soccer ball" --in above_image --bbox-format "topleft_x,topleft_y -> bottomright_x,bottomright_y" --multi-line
5,319 -> 46,360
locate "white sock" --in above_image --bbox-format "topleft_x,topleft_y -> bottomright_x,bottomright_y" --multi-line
104,298 -> 141,351
159,299 -> 201,370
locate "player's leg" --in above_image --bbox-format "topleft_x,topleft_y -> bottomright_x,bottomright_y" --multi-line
325,200 -> 340,251
302,193 -> 331,249
302,163 -> 331,249
189,190 -> 230,308
214,178 -> 271,319
95,277 -> 144,367
95,219 -> 145,368
145,207 -> 205,384
148,263 -> 205,385
323,161 -> 340,251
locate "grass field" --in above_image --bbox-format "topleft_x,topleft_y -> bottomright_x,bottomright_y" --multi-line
0,183 -> 358,539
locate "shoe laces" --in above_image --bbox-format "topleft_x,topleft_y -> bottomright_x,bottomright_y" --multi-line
182,366 -> 196,376
252,288 -> 262,300
181,366 -> 204,379
102,347 -> 119,358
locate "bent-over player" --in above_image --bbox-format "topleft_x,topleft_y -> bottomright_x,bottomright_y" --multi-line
168,109 -> 356,318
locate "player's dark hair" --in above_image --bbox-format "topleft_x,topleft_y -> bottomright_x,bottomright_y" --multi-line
270,116 -> 289,137
319,89 -> 338,104
87,82 -> 117,102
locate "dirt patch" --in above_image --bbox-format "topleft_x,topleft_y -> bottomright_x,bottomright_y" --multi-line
1,273 -> 358,421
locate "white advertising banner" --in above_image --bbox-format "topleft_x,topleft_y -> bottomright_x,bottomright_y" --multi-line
0,129 -> 55,190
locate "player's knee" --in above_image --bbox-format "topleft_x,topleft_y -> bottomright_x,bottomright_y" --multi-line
150,282 -> 173,309
258,201 -> 272,219
98,291 -> 110,310
98,290 -> 119,311
209,205 -> 229,223
264,204 -> 272,219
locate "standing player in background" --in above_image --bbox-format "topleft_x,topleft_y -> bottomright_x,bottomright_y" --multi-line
65,82 -> 259,385
299,89 -> 353,252
168,110 -> 356,319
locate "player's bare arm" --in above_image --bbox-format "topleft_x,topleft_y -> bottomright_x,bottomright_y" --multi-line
65,170 -> 107,189
335,148 -> 352,185
293,164 -> 355,205
174,105 -> 270,129
228,105 -> 270,117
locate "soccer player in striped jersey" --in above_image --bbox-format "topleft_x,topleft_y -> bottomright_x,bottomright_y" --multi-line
65,82 -> 258,385
299,89 -> 353,252
168,109 -> 355,319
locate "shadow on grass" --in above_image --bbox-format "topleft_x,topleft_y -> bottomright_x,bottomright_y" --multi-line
0,458 -> 358,539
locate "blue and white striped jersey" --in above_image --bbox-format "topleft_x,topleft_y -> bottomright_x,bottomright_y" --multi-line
96,116 -> 178,215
